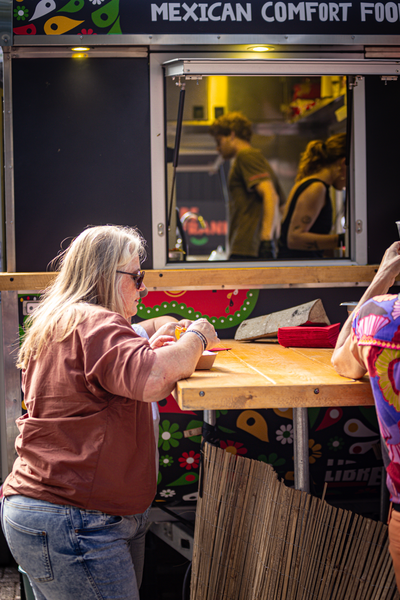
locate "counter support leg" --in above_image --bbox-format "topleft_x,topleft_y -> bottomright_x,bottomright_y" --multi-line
203,410 -> 216,427
293,407 -> 310,493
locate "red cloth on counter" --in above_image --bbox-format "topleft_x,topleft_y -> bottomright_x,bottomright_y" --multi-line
277,323 -> 340,348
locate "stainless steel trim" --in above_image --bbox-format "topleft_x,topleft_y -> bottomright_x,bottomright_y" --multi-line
293,407 -> 310,493
11,34 -> 400,47
353,78 -> 368,265
164,58 -> 400,77
3,47 -> 15,273
1,291 -> 21,476
365,46 -> 400,59
10,46 -> 148,59
0,0 -> 12,47
203,410 -> 216,427
150,53 -> 168,269
163,51 -> 367,62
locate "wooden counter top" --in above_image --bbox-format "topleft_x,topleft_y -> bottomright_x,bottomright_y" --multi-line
175,340 -> 374,411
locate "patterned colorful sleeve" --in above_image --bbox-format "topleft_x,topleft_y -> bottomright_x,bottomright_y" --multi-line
351,308 -> 360,340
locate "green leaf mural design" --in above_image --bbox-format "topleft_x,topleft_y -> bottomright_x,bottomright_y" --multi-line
60,0 -> 85,13
218,425 -> 236,434
359,406 -> 379,429
92,0 -> 119,28
108,16 -> 122,34
258,453 -> 286,468
186,419 -> 203,444
308,407 -> 320,429
167,472 -> 199,486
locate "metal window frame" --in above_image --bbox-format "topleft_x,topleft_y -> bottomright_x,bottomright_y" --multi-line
1,47 -> 20,477
150,51 -> 381,269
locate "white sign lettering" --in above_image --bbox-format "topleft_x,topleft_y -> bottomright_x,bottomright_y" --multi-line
151,2 -> 400,24
361,1 -> 400,21
261,1 -> 352,22
151,2 -> 252,21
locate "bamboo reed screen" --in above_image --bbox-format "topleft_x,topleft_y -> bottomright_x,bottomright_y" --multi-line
191,443 -> 400,600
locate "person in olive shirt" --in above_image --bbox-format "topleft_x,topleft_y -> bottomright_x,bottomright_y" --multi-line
210,111 -> 285,260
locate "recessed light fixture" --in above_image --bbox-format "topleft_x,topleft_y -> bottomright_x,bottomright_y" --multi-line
71,46 -> 90,52
247,45 -> 274,52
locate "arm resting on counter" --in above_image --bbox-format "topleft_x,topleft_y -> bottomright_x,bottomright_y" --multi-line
142,334 -> 203,402
332,241 -> 400,379
142,318 -> 219,402
331,335 -> 367,380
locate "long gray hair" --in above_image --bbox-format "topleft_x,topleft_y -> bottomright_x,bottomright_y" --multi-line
17,225 -> 146,369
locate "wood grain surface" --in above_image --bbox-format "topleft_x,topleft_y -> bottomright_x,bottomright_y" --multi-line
176,340 -> 374,410
0,264 -> 383,291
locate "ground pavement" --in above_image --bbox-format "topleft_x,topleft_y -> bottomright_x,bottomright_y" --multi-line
0,566 -> 21,600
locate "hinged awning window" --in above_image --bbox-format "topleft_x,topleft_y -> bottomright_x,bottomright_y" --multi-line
164,57 -> 400,77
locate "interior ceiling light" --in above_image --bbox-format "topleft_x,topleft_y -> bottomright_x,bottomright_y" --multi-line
247,45 -> 274,52
71,46 -> 90,52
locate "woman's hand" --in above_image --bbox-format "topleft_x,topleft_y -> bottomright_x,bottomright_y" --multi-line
375,241 -> 400,288
187,318 -> 220,350
142,319 -> 219,402
149,319 -> 194,344
176,319 -> 193,330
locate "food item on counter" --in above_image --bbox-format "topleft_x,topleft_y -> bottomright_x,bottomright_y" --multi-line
175,325 -> 187,340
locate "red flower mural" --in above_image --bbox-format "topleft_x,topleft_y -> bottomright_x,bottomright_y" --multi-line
178,450 -> 200,470
220,440 -> 248,456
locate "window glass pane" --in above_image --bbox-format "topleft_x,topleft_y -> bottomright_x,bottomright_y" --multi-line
166,75 -> 348,263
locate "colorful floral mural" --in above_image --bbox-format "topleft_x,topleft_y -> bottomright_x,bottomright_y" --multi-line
13,0 -> 123,36
154,394 -> 383,509
18,294 -> 384,514
137,289 -> 259,329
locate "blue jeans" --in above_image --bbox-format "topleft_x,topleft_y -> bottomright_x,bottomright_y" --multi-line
1,495 -> 150,600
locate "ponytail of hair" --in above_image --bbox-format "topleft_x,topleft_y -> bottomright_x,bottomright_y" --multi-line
295,133 -> 346,182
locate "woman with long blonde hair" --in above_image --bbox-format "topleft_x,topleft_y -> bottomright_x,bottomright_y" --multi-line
2,224 -> 218,600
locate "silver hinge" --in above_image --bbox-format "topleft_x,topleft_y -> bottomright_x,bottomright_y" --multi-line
356,220 -> 363,233
381,76 -> 398,85
349,76 -> 363,90
157,223 -> 164,237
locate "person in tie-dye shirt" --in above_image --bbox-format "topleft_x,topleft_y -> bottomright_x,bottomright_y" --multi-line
332,241 -> 400,592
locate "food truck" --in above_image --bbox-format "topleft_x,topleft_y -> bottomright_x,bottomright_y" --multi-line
0,0 -> 400,596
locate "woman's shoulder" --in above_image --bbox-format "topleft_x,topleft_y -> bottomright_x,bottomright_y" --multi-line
286,177 -> 325,202
74,304 -> 129,332
74,305 -> 142,351
298,177 -> 329,191
53,305 -> 126,345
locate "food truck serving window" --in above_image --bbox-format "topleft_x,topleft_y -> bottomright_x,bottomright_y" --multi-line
149,53 -> 398,269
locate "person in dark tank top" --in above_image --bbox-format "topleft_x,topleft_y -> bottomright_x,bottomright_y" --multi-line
279,133 -> 347,259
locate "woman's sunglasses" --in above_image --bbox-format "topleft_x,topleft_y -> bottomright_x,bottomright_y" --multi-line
116,270 -> 145,290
